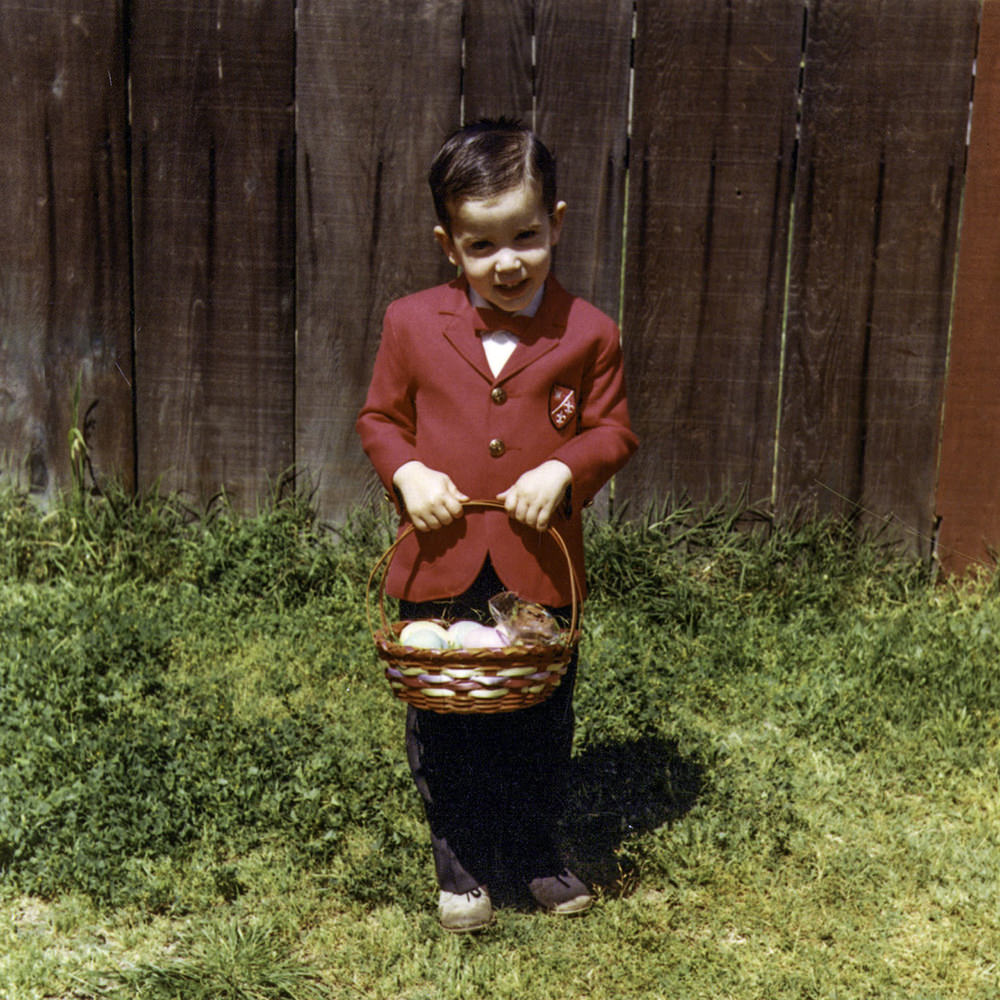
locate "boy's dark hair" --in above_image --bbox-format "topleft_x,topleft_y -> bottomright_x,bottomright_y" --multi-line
428,117 -> 557,231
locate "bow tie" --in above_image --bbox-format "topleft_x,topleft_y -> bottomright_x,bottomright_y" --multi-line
474,307 -> 533,337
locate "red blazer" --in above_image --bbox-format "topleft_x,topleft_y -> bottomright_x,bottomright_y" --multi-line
356,276 -> 638,606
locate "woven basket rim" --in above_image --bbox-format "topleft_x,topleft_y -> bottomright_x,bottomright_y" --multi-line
373,622 -> 579,664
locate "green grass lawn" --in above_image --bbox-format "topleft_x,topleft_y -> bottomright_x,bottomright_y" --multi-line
1,486 -> 998,999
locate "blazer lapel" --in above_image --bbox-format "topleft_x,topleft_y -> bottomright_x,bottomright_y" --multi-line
436,276 -> 571,384
438,282 -> 494,382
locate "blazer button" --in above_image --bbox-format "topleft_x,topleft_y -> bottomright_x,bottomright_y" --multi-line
490,386 -> 507,405
488,438 -> 506,458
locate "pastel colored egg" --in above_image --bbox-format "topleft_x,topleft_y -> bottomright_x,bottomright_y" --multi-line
446,619 -> 484,647
459,625 -> 507,649
399,620 -> 450,646
400,627 -> 449,650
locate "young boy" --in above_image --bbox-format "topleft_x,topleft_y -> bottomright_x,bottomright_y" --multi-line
356,118 -> 637,931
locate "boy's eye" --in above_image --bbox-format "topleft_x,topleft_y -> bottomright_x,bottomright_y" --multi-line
516,230 -> 537,241
468,240 -> 493,252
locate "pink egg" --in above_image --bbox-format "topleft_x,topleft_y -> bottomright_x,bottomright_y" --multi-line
446,619 -> 483,646
459,625 -> 506,649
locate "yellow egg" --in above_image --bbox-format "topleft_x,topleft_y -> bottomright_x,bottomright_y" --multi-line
402,628 -> 448,650
398,620 -> 450,647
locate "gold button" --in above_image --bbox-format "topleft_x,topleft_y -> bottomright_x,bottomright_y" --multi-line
490,386 -> 507,405
488,438 -> 506,458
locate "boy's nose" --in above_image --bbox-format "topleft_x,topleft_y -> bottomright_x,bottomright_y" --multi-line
495,248 -> 522,273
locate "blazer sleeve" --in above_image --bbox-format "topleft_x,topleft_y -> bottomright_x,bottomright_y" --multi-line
355,305 -> 420,497
549,318 -> 638,511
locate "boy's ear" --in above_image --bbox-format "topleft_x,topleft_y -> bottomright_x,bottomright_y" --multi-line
434,225 -> 458,266
550,201 -> 568,245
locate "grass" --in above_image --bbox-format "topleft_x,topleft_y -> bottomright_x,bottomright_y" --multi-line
1,484 -> 999,999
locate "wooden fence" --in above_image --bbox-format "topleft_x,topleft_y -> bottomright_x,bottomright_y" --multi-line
1,0 -> 997,571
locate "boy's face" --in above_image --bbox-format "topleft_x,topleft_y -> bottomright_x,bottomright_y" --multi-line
434,181 -> 567,315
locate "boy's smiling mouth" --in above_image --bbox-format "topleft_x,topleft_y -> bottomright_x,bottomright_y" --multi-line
494,278 -> 531,299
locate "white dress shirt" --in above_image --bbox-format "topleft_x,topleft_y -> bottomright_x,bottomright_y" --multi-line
470,285 -> 545,377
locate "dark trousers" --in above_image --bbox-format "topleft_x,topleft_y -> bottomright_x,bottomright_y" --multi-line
400,560 -> 577,894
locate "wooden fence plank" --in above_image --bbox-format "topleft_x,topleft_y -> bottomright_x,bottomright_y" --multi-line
535,0 -> 633,321
0,0 -> 133,499
936,0 -> 1000,575
295,0 -> 462,519
130,0 -> 295,507
777,0 -> 978,554
463,0 -> 534,124
618,0 -> 802,512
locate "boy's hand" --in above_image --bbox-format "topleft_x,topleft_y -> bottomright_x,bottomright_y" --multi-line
392,461 -> 469,532
497,460 -> 572,531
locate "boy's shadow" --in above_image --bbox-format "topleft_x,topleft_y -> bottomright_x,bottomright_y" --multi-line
559,735 -> 703,897
491,735 -> 703,907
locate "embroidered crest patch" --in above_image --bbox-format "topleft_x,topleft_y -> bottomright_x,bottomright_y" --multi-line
549,384 -> 577,429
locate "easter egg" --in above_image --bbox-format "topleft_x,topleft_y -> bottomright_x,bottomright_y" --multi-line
399,620 -> 450,647
400,627 -> 449,650
446,619 -> 483,648
459,625 -> 507,649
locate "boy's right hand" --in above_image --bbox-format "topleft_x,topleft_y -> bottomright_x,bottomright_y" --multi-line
392,461 -> 469,532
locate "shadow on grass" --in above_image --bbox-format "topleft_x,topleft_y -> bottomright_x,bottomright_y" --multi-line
488,735 -> 703,909
560,735 -> 704,897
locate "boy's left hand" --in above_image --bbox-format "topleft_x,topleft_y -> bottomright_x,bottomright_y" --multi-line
497,460 -> 572,531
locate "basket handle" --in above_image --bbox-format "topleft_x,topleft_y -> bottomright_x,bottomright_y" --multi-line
365,499 -> 580,643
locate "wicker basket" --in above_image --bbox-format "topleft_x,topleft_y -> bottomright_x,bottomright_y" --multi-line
366,500 -> 580,714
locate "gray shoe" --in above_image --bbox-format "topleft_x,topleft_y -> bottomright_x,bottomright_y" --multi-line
438,887 -> 494,932
528,869 -> 593,915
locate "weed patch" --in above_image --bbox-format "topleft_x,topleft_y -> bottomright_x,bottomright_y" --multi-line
81,917 -> 339,999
